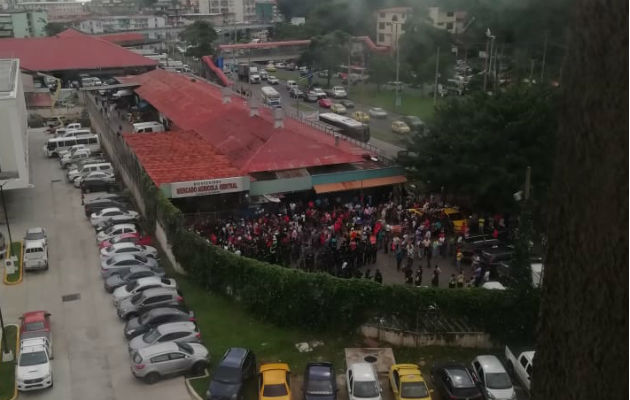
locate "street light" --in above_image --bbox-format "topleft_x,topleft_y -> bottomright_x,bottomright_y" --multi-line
0,180 -> 13,362
483,28 -> 495,92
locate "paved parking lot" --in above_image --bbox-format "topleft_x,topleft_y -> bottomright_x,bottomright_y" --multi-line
0,128 -> 189,399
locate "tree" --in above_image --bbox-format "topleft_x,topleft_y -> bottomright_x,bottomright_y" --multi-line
402,85 -> 556,213
300,30 -> 351,87
531,0 -> 627,399
44,22 -> 66,36
366,54 -> 395,91
179,21 -> 217,58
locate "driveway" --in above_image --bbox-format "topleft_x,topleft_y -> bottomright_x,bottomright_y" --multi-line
0,128 -> 189,399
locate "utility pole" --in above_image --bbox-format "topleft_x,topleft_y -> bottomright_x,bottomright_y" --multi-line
433,46 -> 440,105
346,37 -> 351,96
0,183 -> 12,246
524,165 -> 531,201
482,31 -> 490,92
394,22 -> 401,109
540,31 -> 548,83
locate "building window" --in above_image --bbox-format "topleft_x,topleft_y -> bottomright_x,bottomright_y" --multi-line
437,22 -> 444,26
378,33 -> 384,42
446,22 -> 453,30
446,11 -> 454,17
379,12 -> 385,18
378,22 -> 384,29
391,15 -> 398,22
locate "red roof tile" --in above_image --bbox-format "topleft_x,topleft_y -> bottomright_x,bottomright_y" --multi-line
123,131 -> 243,186
117,69 -> 367,174
97,32 -> 146,45
0,29 -> 156,72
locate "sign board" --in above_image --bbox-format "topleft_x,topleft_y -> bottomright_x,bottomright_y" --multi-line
170,176 -> 250,198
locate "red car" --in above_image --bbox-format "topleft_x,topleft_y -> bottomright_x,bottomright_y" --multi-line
20,311 -> 51,339
318,98 -> 332,108
98,232 -> 152,249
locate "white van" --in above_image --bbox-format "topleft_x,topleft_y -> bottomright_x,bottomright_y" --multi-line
45,134 -> 100,157
67,162 -> 113,182
66,122 -> 81,130
286,80 -> 297,91
132,121 -> 164,133
24,241 -> 48,271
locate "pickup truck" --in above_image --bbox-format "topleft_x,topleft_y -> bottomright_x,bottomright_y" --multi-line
505,345 -> 535,392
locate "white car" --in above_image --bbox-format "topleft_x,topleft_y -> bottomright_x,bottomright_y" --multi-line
96,223 -> 138,243
57,144 -> 86,159
100,242 -> 158,260
24,227 -> 47,247
311,87 -> 327,99
16,337 -> 53,391
112,277 -> 177,306
368,107 -> 388,118
331,86 -> 347,98
267,76 -> 279,85
347,363 -> 382,400
90,207 -> 139,227
471,355 -> 515,400
481,281 -> 507,290
74,170 -> 114,187
60,148 -> 91,168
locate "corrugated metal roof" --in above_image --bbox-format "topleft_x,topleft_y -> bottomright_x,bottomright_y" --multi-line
0,29 -> 156,72
123,130 -> 243,186
117,69 -> 367,175
97,32 -> 146,45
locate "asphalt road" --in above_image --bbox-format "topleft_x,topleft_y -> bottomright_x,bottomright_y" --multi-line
0,128 -> 188,400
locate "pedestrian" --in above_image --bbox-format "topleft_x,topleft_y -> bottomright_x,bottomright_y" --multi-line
456,249 -> 463,271
395,246 -> 404,271
474,265 -> 483,286
431,264 -> 441,287
483,268 -> 491,283
364,268 -> 372,279
456,271 -> 465,288
448,273 -> 457,288
404,267 -> 413,285
414,268 -> 423,287
406,242 -> 415,270
374,268 -> 383,284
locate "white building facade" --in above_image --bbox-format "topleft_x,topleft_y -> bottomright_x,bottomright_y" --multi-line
375,6 -> 411,49
78,15 -> 166,34
18,1 -> 86,21
0,59 -> 29,190
198,0 -> 255,23
427,7 -> 467,34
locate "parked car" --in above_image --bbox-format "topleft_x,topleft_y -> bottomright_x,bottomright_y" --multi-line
352,111 -> 370,123
84,199 -> 130,217
116,287 -> 185,320
84,193 -> 128,205
113,277 -> 178,306
368,107 -> 388,119
104,266 -> 162,293
131,341 -> 209,384
74,171 -> 114,188
391,121 -> 411,134
16,337 -> 53,391
388,364 -> 431,400
471,355 -> 515,400
481,245 -> 514,266
347,363 -> 382,400
100,242 -> 158,260
259,363 -> 291,400
101,253 -> 159,278
206,347 -> 257,400
267,76 -> 279,85
94,218 -> 138,234
331,86 -> 347,98
430,363 -> 483,400
505,346 -> 534,392
81,176 -> 118,193
96,223 -> 138,242
90,207 -> 139,227
128,321 -> 200,353
318,98 -> 333,108
340,99 -> 355,108
98,232 -> 152,249
60,148 -> 91,168
19,311 -> 53,357
330,103 -> 347,115
24,227 -> 47,247
304,362 -> 337,400
125,307 -> 196,340
23,240 -> 48,271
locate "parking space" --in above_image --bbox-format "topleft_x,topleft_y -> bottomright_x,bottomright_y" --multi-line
0,128 -> 188,399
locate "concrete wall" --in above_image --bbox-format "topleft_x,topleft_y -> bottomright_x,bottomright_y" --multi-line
360,324 -> 496,349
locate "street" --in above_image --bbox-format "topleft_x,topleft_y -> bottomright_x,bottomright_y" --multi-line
0,129 -> 188,400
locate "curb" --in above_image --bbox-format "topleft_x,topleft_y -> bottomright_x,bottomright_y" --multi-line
184,369 -> 209,400
0,323 -> 20,400
3,241 -> 23,286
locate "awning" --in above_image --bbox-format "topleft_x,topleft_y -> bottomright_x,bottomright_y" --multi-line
313,175 -> 407,194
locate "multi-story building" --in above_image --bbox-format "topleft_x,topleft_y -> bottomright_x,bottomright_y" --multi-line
78,15 -> 167,34
0,59 -> 29,190
0,10 -> 47,37
198,0 -> 255,23
18,1 -> 86,22
427,6 -> 467,34
375,6 -> 411,49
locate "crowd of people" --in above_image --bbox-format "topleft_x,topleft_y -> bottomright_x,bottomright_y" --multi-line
189,193 -> 508,288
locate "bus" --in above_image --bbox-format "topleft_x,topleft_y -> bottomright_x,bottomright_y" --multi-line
45,134 -> 100,158
261,86 -> 281,107
318,113 -> 370,142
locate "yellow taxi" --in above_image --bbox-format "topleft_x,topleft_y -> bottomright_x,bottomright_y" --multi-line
391,120 -> 411,134
331,103 -> 347,115
443,207 -> 466,233
353,111 -> 370,123
266,63 -> 277,72
389,364 -> 432,400
259,363 -> 291,400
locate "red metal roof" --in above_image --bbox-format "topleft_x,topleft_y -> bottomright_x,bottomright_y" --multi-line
117,69 -> 367,174
97,32 -> 146,45
123,131 -> 243,186
0,29 -> 156,72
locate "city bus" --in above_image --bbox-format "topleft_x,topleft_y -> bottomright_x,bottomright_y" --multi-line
260,86 -> 281,107
318,112 -> 370,142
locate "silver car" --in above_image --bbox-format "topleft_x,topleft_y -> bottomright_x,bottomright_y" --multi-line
100,243 -> 158,260
90,207 -> 139,227
368,107 -> 388,118
128,321 -> 200,353
103,266 -> 164,293
116,287 -> 184,320
112,277 -> 177,306
101,254 -> 158,278
130,341 -> 209,384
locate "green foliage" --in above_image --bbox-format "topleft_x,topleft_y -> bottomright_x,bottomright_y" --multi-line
300,30 -> 351,86
366,54 -> 395,90
0,325 -> 17,399
403,85 -> 556,212
180,21 -> 218,58
44,22 -> 66,36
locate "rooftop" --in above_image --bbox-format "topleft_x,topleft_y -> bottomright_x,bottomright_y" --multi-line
0,29 -> 156,72
0,59 -> 18,98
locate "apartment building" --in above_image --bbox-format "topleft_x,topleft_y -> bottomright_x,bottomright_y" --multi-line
428,6 -> 467,34
0,9 -> 47,37
375,6 -> 411,49
198,0 -> 255,23
18,1 -> 86,21
78,15 -> 166,34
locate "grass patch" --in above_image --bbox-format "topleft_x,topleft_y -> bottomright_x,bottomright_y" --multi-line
0,325 -> 18,400
352,86 -> 437,120
5,242 -> 22,284
189,375 -> 211,398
